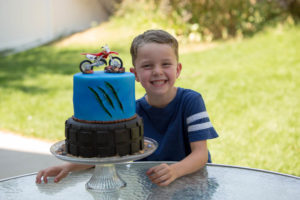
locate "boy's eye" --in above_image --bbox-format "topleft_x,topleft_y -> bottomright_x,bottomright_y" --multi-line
163,63 -> 171,67
142,64 -> 151,68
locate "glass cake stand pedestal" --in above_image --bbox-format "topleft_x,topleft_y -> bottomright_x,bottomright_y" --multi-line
50,137 -> 158,193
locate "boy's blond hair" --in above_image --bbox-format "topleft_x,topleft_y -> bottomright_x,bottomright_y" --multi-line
130,29 -> 179,66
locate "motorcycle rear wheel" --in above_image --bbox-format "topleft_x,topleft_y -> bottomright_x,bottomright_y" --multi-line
79,60 -> 93,73
109,57 -> 123,68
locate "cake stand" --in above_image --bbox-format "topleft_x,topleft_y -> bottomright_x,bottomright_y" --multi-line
50,137 -> 158,192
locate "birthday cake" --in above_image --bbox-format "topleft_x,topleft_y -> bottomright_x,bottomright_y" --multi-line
64,46 -> 144,157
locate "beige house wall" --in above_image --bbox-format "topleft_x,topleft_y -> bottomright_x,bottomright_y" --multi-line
0,0 -> 113,53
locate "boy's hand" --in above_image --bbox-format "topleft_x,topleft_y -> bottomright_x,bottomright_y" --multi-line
146,163 -> 178,186
35,165 -> 70,184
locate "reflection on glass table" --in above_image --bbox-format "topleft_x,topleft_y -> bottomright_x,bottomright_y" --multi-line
0,162 -> 299,200
50,138 -> 158,192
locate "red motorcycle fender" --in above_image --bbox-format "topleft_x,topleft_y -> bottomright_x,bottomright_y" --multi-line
109,51 -> 119,55
81,53 -> 99,56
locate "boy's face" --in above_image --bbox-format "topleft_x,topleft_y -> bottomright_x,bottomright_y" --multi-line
130,43 -> 182,99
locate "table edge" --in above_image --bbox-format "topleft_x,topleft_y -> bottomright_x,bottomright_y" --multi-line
0,172 -> 37,182
206,163 -> 300,180
1,162 -> 299,182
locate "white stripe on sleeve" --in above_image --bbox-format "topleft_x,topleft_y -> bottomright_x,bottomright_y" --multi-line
186,111 -> 208,125
188,122 -> 213,132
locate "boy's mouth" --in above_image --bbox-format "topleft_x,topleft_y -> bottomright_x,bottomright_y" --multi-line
151,80 -> 167,86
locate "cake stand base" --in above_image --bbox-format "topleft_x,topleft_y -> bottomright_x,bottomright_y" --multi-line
50,137 -> 157,193
86,164 -> 126,192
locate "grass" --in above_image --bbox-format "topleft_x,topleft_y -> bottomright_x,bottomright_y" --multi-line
177,25 -> 300,176
0,23 -> 299,176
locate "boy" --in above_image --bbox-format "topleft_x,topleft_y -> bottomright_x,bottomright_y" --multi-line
36,29 -> 218,186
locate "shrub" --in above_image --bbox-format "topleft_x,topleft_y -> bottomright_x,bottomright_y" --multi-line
114,0 -> 297,41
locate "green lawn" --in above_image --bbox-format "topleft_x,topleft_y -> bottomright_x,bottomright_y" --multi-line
0,24 -> 299,176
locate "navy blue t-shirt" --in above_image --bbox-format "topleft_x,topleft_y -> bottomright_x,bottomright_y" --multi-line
137,87 -> 218,162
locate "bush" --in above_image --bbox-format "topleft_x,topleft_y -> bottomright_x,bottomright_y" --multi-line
114,0 -> 297,41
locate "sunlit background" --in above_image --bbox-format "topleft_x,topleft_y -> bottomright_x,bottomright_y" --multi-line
0,0 -> 299,176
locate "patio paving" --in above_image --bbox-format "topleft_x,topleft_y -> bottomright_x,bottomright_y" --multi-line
0,131 -> 64,180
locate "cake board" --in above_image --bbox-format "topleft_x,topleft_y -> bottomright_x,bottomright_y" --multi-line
50,137 -> 158,192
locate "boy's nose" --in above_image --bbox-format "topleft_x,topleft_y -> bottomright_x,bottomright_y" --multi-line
152,65 -> 163,75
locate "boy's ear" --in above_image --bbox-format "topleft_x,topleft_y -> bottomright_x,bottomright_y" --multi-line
176,63 -> 182,78
130,67 -> 140,82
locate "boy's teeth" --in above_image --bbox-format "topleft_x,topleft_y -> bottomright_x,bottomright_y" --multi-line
152,80 -> 165,85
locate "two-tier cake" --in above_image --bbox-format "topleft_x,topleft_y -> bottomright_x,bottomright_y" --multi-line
64,47 -> 144,158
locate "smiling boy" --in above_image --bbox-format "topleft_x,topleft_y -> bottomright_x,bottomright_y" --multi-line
131,42 -> 180,107
130,30 -> 218,186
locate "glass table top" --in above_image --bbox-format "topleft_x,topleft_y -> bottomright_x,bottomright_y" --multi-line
0,162 -> 299,200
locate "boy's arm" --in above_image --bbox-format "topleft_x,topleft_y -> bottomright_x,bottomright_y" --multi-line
36,163 -> 94,184
146,140 -> 208,186
171,140 -> 208,177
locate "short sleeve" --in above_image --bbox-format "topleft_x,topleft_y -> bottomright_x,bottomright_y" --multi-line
183,90 -> 219,142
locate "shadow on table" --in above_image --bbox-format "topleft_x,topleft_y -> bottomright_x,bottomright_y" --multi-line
0,148 -> 64,180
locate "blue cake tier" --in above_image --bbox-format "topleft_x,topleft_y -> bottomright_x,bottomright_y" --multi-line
73,71 -> 136,122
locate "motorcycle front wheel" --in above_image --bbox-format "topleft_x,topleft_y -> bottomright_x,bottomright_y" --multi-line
79,60 -> 93,73
109,57 -> 123,68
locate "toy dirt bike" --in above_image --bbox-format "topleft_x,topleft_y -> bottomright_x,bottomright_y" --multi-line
79,45 -> 123,73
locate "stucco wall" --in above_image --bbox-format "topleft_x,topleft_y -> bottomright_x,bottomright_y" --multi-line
0,0 -> 112,53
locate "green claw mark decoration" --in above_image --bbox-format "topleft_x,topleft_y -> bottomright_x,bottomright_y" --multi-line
88,81 -> 124,117
88,87 -> 112,117
97,86 -> 115,109
105,81 -> 124,112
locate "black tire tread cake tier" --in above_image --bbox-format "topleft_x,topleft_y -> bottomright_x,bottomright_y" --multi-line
65,116 -> 144,157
